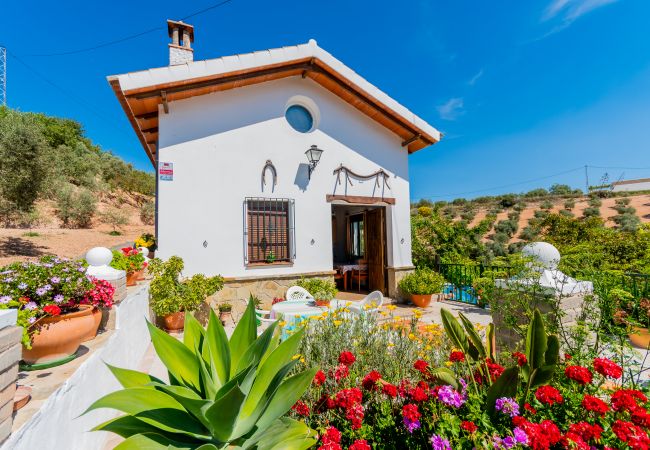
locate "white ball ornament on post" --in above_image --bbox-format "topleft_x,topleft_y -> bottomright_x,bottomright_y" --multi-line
85,246 -> 127,303
138,247 -> 149,258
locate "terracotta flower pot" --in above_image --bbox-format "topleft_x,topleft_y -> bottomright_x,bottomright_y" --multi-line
219,310 -> 232,326
22,305 -> 96,366
163,311 -> 185,332
81,307 -> 102,342
136,269 -> 146,281
629,326 -> 650,349
411,294 -> 433,308
315,299 -> 331,307
147,251 -> 155,259
126,271 -> 138,286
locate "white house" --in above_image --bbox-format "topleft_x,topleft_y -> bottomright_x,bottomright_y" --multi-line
611,178 -> 650,193
108,20 -> 441,302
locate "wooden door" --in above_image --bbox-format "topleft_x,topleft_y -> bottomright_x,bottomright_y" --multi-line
365,208 -> 386,294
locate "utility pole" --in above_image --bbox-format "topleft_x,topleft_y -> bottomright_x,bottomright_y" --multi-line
0,46 -> 5,107
584,165 -> 589,193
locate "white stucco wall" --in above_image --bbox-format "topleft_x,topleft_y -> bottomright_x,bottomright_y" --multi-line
3,286 -> 152,450
612,181 -> 650,192
157,76 -> 414,278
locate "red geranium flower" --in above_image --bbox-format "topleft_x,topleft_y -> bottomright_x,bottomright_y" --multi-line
382,382 -> 398,398
569,422 -> 603,442
486,358 -> 505,382
632,407 -> 650,429
43,304 -> 61,316
414,359 -> 429,373
338,351 -> 356,366
291,400 -> 310,416
313,370 -> 326,386
515,418 -> 562,450
335,388 -> 362,409
565,365 -> 593,385
346,403 -> 364,429
582,394 -> 609,416
593,357 -> 623,379
362,370 -> 382,391
461,421 -> 478,433
402,403 -> 421,422
561,432 -> 589,450
512,351 -> 527,366
334,364 -> 349,382
611,389 -> 648,413
612,420 -> 650,448
410,386 -> 429,402
524,403 -> 537,415
535,385 -> 563,405
349,440 -> 371,450
319,426 -> 342,450
449,350 -> 466,362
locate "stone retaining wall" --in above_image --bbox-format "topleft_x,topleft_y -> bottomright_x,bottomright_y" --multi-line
0,311 -> 20,444
387,266 -> 415,302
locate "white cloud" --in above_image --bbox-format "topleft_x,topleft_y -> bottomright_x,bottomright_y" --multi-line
468,69 -> 484,86
542,0 -> 618,24
436,97 -> 465,120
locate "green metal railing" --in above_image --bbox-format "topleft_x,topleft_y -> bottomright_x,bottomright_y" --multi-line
437,263 -> 512,307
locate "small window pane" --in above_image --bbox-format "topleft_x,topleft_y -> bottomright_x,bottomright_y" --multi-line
285,104 -> 313,133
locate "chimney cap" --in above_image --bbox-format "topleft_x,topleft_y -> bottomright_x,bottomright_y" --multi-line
167,19 -> 194,42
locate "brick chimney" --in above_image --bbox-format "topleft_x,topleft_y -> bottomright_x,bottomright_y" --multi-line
167,20 -> 194,65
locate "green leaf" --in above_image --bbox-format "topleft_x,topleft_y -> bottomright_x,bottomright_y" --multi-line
237,417 -> 317,450
458,312 -> 486,359
545,334 -> 560,366
530,365 -> 556,388
105,363 -> 164,389
93,415 -> 165,438
486,367 -> 519,418
525,309 -> 547,370
235,321 -> 278,375
204,309 -> 230,387
486,323 -> 496,360
203,383 -> 247,442
429,367 -> 459,390
254,368 -> 317,432
84,387 -> 210,440
149,383 -> 213,431
113,432 -> 199,450
440,308 -> 468,353
229,299 -> 257,377
147,321 -> 202,393
183,312 -> 205,353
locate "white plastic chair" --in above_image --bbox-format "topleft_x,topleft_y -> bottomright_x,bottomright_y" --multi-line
348,291 -> 384,317
285,286 -> 314,302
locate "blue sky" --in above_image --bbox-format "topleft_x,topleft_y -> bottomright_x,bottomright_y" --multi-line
3,0 -> 650,200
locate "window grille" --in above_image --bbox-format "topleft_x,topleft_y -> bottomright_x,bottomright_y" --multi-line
243,198 -> 295,264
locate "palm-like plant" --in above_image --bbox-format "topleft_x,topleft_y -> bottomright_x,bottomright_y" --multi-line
85,300 -> 318,449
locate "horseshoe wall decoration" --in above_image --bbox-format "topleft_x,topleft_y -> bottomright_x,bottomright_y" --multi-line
261,160 -> 278,190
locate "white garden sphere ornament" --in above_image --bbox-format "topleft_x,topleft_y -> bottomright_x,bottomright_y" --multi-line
85,246 -> 113,267
138,247 -> 149,258
522,242 -> 561,270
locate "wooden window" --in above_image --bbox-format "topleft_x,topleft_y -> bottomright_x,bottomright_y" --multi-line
244,198 -> 295,265
348,213 -> 365,259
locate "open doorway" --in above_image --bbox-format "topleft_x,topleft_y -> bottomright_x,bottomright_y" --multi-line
331,204 -> 387,295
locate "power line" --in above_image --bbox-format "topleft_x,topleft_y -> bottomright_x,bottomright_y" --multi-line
18,0 -> 236,57
0,46 -> 6,106
421,166 -> 584,198
587,165 -> 650,171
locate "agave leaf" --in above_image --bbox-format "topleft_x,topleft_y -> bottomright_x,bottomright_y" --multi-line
204,309 -> 230,387
530,365 -> 556,388
229,300 -> 257,377
93,415 -> 165,438
525,309 -> 547,370
440,308 -> 468,353
458,312 -> 486,359
429,367 -> 459,390
183,313 -> 205,353
84,387 -> 210,440
149,383 -> 213,431
254,368 -> 318,432
113,432 -> 200,450
545,335 -> 560,366
486,323 -> 496,360
196,353 -> 218,400
486,367 -> 519,418
147,321 -> 202,393
260,325 -> 281,367
235,321 -> 278,375
203,383 -> 247,442
106,363 -> 165,389
236,417 -> 318,450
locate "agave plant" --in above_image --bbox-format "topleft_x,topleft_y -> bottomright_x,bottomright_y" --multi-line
85,300 -> 318,449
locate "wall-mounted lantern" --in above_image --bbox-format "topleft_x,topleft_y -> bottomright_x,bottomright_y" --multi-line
305,145 -> 324,179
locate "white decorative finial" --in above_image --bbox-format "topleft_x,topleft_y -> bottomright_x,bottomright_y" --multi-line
85,247 -> 125,281
308,39 -> 317,47
522,242 -> 561,270
138,247 -> 150,258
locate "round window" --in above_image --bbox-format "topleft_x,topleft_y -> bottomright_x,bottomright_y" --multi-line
285,104 -> 314,133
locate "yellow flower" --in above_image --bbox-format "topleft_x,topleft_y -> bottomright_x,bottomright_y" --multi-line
413,310 -> 423,319
292,354 -> 301,360
425,344 -> 432,351
408,333 -> 416,341
278,321 -> 286,327
294,314 -> 302,319
333,320 -> 343,327
445,361 -> 453,367
387,342 -> 395,348
300,357 -> 305,364
387,305 -> 397,311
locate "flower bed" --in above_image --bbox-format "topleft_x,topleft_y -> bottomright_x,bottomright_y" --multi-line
290,307 -> 650,449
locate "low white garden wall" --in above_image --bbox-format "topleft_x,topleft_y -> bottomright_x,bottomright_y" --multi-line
3,284 -> 152,450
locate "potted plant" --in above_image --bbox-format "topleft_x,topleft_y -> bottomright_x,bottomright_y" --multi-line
398,268 -> 446,308
266,251 -> 276,264
80,277 -> 115,342
218,302 -> 233,326
148,256 -> 224,333
0,256 -> 99,368
297,278 -> 338,307
111,248 -> 146,286
134,233 -> 157,259
610,288 -> 650,348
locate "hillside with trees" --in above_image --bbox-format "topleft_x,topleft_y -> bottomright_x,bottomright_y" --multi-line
0,107 -> 155,263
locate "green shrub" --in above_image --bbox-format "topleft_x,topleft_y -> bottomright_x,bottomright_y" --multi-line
563,199 -> 575,210
589,197 -> 602,207
498,194 -> 517,208
583,206 -> 600,218
297,278 -> 338,299
149,256 -> 224,316
559,209 -> 574,218
495,219 -> 518,237
533,209 -> 549,219
398,268 -> 445,295
100,207 -> 129,234
86,301 -> 317,448
418,206 -> 433,217
55,184 -> 96,228
140,200 -> 155,225
540,200 -> 554,210
519,225 -> 539,241
613,213 -> 641,232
